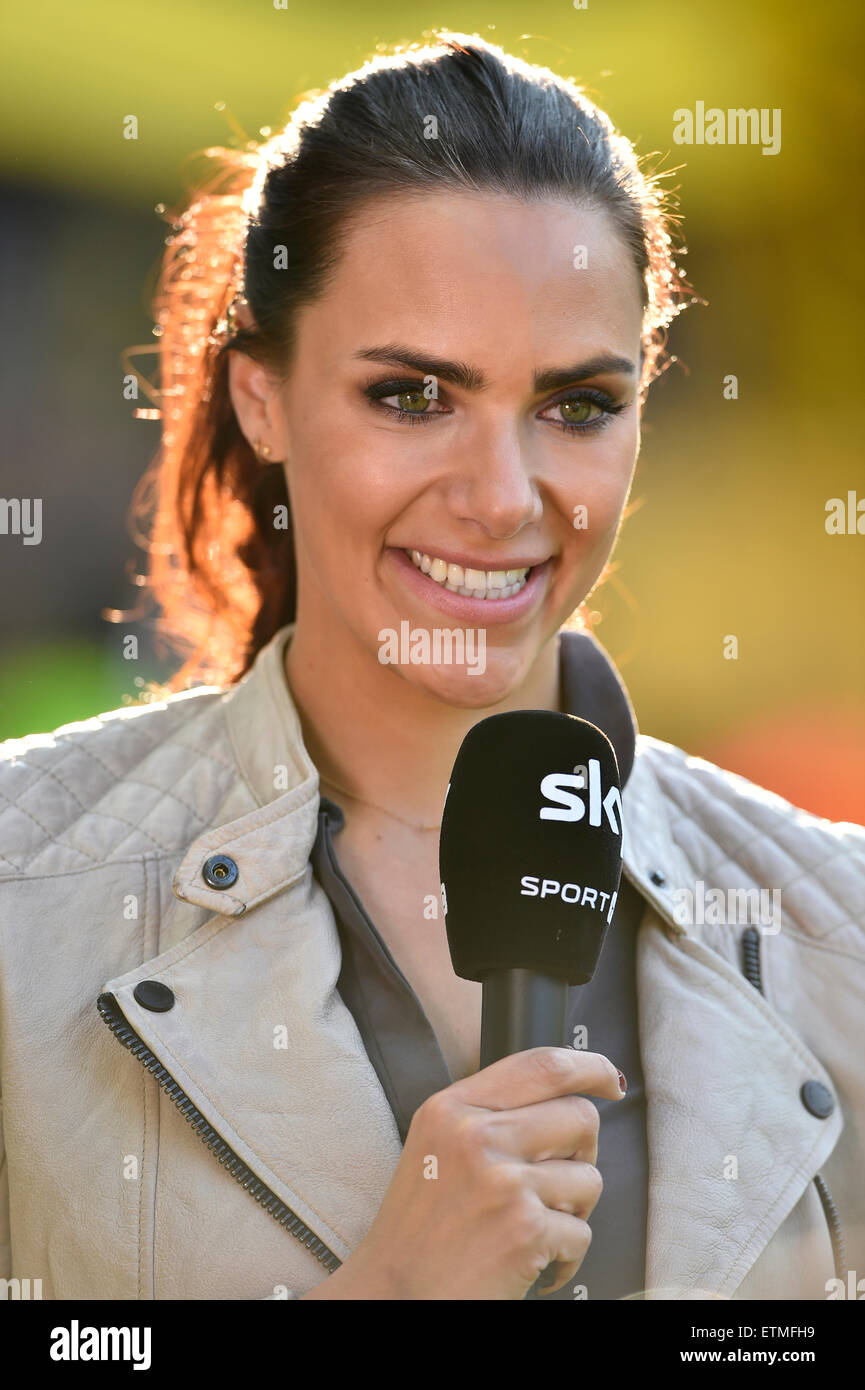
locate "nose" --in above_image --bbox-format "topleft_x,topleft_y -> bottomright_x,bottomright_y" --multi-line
446,422 -> 542,539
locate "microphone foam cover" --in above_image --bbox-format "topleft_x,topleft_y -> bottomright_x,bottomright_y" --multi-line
439,711 -> 624,985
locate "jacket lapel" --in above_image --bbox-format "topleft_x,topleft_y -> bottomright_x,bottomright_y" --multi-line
623,752 -> 844,1298
101,845 -> 405,1264
101,625 -> 406,1266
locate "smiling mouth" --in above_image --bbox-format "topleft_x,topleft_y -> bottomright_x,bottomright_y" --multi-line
405,548 -> 536,600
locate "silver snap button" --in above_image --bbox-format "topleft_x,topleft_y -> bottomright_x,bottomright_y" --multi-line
202,854 -> 239,889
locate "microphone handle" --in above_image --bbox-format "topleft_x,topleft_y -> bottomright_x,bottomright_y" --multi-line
479,967 -> 568,1067
479,968 -> 569,1298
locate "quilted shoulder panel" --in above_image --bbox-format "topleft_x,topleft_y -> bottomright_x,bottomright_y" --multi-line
0,687 -> 249,879
635,734 -> 865,946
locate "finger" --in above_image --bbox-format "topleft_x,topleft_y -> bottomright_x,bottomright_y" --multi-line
526,1159 -> 604,1221
451,1047 -> 624,1111
531,1209 -> 593,1294
485,1095 -> 600,1163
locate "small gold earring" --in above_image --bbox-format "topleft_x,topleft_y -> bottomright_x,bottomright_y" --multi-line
253,438 -> 272,460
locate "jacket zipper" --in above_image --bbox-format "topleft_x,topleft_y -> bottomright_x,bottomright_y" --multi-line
741,926 -> 847,1284
96,991 -> 342,1275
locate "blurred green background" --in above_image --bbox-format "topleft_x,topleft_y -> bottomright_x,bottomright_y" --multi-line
1,0 -> 863,819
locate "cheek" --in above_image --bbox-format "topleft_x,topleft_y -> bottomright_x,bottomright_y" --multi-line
556,423 -> 638,548
288,385 -> 418,510
285,418 -> 410,594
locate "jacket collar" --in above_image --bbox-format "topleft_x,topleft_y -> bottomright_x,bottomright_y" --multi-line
171,624 -> 319,917
559,622 -> 637,788
172,621 -> 646,915
167,620 -> 736,941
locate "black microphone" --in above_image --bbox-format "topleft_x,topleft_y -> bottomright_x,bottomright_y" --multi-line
439,709 -> 625,1293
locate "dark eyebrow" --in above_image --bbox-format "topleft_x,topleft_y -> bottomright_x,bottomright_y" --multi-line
533,353 -> 638,393
353,344 -> 637,393
354,344 -> 486,391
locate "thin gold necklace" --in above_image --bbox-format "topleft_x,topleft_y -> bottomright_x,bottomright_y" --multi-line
317,772 -> 442,832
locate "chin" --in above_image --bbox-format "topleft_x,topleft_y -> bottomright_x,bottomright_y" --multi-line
394,646 -> 532,710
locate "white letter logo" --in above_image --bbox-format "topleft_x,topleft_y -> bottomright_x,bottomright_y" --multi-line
539,761 -> 623,839
539,772 -> 586,821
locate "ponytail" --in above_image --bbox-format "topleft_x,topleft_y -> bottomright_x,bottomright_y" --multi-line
111,147 -> 295,693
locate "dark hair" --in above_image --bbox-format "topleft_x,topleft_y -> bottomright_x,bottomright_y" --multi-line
117,29 -> 694,694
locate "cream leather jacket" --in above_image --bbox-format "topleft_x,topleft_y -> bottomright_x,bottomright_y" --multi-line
1,623 -> 863,1301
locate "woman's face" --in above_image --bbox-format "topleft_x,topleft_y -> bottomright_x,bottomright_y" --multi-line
271,190 -> 644,706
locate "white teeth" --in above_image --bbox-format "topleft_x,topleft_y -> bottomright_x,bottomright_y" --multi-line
406,550 -> 531,599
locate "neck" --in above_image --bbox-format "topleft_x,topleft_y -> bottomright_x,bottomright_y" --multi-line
285,615 -> 563,825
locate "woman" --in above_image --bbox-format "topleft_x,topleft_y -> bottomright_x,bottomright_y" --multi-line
1,31 -> 862,1303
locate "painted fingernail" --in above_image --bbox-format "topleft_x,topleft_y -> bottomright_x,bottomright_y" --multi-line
617,1069 -> 628,1094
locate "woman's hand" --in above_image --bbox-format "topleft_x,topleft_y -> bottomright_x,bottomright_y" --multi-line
301,1046 -> 626,1300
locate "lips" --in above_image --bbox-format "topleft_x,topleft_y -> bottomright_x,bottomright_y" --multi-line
406,548 -> 532,600
388,547 -> 553,625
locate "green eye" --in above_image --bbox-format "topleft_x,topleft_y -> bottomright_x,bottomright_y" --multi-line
559,398 -> 600,425
396,389 -> 430,414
